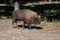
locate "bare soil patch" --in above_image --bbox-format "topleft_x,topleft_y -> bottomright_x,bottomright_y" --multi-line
0,19 -> 60,40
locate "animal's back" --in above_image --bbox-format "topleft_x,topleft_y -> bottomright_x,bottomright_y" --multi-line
22,9 -> 38,20
12,10 -> 25,21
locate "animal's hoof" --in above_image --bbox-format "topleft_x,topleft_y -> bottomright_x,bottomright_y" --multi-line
12,25 -> 17,28
17,26 -> 19,29
29,27 -> 32,30
13,26 -> 17,28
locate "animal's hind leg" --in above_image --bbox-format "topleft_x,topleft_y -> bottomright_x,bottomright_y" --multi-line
29,25 -> 31,29
15,21 -> 19,29
28,23 -> 31,29
22,21 -> 25,29
12,20 -> 15,28
12,20 -> 17,28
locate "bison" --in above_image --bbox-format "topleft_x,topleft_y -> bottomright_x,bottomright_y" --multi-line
12,9 -> 41,29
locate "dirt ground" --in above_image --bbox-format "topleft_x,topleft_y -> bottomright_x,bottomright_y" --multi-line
0,19 -> 60,40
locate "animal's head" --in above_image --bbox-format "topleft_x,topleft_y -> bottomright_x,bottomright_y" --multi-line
34,15 -> 41,24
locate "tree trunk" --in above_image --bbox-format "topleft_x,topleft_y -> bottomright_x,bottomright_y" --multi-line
49,0 -> 51,2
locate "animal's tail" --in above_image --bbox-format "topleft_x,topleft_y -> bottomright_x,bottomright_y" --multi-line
14,1 -> 19,10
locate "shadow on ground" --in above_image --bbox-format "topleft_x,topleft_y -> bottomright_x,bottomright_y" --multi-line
13,25 -> 43,29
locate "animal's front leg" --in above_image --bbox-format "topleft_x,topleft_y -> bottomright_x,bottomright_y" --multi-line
28,24 -> 31,29
29,25 -> 31,30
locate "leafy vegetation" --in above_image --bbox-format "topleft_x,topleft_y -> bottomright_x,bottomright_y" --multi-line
0,3 -> 60,21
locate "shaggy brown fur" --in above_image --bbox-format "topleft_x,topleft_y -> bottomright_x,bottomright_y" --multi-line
12,9 -> 41,29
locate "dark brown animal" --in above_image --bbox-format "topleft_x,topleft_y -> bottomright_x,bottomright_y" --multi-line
12,9 -> 41,29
